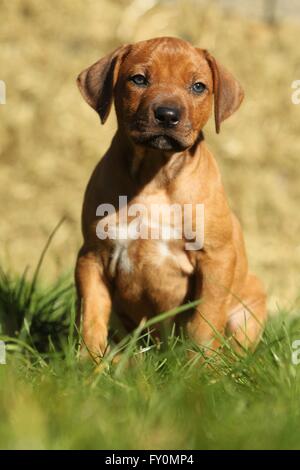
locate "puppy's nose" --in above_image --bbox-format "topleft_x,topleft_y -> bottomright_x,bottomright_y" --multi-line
154,106 -> 180,127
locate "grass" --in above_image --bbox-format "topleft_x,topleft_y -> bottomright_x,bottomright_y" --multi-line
1,0 -> 300,308
1,248 -> 300,449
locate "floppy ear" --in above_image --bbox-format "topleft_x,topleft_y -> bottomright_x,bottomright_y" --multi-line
77,44 -> 130,124
205,52 -> 244,133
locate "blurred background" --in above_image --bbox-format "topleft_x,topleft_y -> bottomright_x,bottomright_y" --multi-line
0,0 -> 300,311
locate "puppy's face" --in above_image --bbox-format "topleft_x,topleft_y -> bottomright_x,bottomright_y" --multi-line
114,38 -> 213,151
77,37 -> 244,151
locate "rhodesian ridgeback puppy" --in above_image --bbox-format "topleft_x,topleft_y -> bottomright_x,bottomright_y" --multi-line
75,37 -> 267,360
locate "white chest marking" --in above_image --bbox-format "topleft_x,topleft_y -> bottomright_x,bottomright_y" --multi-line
107,217 -> 192,278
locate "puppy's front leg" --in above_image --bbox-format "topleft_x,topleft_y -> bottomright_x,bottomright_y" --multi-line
75,249 -> 112,361
186,247 -> 235,353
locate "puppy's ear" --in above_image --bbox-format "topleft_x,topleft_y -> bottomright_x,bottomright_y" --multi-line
77,45 -> 130,124
205,52 -> 244,133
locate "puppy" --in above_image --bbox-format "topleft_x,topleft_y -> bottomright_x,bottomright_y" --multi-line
75,37 -> 267,360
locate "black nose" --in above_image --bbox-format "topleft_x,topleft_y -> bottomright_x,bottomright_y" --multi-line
154,106 -> 180,127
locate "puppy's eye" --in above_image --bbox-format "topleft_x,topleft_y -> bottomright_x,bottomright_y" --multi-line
191,82 -> 206,94
130,74 -> 148,87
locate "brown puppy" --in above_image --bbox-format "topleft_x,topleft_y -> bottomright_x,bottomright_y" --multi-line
75,37 -> 267,360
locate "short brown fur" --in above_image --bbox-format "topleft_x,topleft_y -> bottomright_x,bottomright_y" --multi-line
75,37 -> 267,360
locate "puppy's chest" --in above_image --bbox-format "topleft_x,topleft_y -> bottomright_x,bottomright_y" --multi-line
97,194 -> 196,286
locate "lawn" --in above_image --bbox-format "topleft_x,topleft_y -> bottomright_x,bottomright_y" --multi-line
1,251 -> 300,450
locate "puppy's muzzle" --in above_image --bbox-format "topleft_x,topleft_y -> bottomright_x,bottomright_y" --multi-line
154,106 -> 181,128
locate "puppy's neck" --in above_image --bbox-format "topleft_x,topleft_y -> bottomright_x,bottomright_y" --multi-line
113,130 -> 204,188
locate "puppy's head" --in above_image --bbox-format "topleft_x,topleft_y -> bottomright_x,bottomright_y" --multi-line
77,37 -> 244,151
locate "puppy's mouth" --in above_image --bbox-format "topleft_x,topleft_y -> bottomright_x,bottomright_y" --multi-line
131,131 -> 189,152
